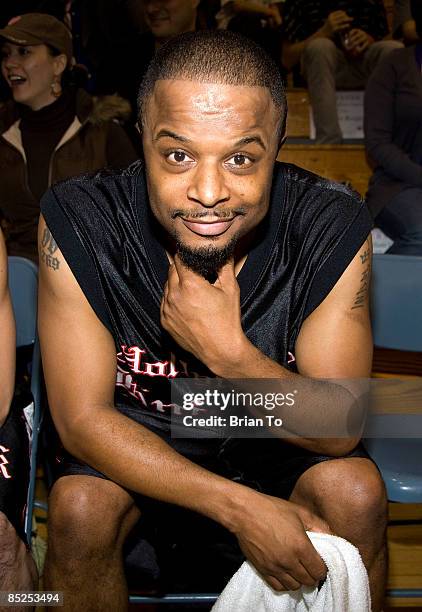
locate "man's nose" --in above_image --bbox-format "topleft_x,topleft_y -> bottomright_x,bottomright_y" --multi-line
143,0 -> 161,11
187,162 -> 230,208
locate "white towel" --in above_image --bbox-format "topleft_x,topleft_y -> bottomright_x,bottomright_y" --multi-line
211,531 -> 371,612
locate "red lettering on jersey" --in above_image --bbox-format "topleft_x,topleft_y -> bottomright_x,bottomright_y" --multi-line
0,445 -> 12,479
116,366 -> 148,406
117,345 -> 180,379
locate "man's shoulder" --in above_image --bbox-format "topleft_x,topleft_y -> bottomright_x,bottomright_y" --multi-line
49,159 -> 144,200
272,161 -> 370,245
274,160 -> 363,207
41,160 -> 145,222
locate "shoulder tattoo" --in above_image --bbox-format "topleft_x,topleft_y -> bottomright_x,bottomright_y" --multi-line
351,240 -> 371,310
40,227 -> 60,271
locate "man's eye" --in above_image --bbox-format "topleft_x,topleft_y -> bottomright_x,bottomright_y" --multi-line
227,154 -> 253,168
167,151 -> 193,164
18,47 -> 30,56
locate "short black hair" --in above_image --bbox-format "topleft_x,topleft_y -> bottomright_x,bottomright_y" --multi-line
138,30 -> 287,142
410,0 -> 422,38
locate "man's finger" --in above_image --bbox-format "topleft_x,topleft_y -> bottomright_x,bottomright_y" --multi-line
299,559 -> 326,585
173,253 -> 207,285
163,280 -> 169,302
265,575 -> 287,592
215,258 -> 236,287
268,571 -> 302,592
279,560 -> 321,588
166,261 -> 180,291
298,539 -> 327,582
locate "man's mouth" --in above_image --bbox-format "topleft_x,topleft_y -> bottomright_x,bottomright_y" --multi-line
181,218 -> 237,237
148,12 -> 169,24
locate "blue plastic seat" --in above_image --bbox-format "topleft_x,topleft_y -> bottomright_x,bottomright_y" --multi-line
364,253 -> 422,600
365,254 -> 422,502
7,256 -> 42,545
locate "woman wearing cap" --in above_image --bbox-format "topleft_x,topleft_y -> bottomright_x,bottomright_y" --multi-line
0,13 -> 139,261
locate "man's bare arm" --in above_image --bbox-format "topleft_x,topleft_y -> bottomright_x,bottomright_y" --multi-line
0,230 -> 15,426
37,215 -> 330,591
161,237 -> 373,457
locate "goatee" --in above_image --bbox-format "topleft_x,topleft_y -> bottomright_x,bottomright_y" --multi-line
176,236 -> 238,283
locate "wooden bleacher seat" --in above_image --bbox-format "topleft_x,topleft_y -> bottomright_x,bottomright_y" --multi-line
278,143 -> 372,198
283,85 -> 371,199
286,89 -> 311,139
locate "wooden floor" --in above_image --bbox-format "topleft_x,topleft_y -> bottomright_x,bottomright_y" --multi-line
386,504 -> 422,608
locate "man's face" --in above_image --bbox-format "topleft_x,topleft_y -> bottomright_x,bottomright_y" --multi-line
141,0 -> 199,40
142,79 -> 280,265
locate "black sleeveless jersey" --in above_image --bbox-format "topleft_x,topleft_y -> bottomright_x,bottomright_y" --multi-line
41,160 -> 372,435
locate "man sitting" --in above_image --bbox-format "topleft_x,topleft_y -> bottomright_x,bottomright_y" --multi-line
282,0 -> 402,143
39,30 -> 387,611
0,229 -> 38,602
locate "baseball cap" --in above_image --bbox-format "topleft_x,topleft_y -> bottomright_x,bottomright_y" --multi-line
0,13 -> 73,64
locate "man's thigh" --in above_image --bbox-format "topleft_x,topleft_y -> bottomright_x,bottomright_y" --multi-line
218,437 -> 372,501
51,453 -> 243,591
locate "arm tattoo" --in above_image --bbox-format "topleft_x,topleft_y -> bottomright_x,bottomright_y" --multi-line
352,243 -> 371,310
40,227 -> 60,271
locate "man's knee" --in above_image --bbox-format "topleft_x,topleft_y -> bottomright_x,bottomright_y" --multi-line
0,511 -> 20,556
295,458 -> 388,530
367,40 -> 403,64
303,37 -> 338,64
48,476 -> 139,558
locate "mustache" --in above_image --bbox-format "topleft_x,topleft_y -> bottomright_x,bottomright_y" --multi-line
147,10 -> 168,19
171,208 -> 246,220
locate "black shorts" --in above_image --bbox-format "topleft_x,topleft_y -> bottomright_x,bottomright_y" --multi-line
55,424 -> 372,592
0,396 -> 31,543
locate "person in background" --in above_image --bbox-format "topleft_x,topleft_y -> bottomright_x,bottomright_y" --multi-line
365,0 -> 422,254
0,229 -> 38,598
216,0 -> 282,30
216,0 -> 284,68
0,1 -> 66,27
98,0 -> 200,119
0,13 -> 138,261
393,0 -> 418,44
198,0 -> 220,29
282,0 -> 402,143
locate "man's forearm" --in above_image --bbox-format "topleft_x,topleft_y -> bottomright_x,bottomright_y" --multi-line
205,337 -> 366,456
0,295 -> 16,426
62,405 -> 251,531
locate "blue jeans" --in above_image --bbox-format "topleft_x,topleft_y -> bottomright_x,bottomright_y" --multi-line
376,187 -> 422,255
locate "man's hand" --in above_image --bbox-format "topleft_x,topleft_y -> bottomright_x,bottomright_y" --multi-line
321,10 -> 353,37
347,29 -> 374,56
233,491 -> 330,591
267,4 -> 282,28
160,256 -> 246,369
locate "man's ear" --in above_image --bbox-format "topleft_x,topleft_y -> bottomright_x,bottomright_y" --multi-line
277,134 -> 287,156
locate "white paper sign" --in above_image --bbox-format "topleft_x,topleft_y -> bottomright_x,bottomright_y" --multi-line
310,90 -> 364,139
